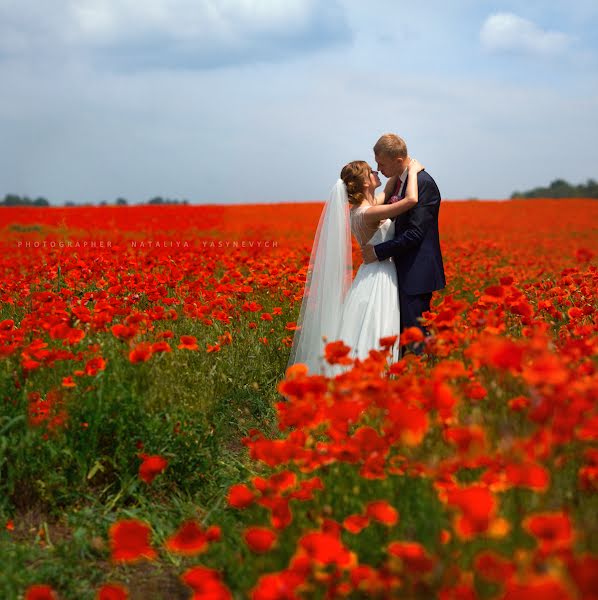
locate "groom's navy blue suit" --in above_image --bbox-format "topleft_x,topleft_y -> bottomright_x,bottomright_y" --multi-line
374,171 -> 446,337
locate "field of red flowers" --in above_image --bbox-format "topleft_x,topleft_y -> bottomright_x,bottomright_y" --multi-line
0,199 -> 597,599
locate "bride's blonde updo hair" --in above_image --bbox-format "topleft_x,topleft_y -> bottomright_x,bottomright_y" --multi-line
340,160 -> 371,206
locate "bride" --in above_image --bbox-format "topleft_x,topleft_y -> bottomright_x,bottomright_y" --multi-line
288,158 -> 424,374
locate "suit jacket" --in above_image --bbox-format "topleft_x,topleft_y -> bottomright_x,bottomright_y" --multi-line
374,170 -> 446,295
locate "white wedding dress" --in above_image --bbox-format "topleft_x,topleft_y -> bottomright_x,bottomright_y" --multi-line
334,205 -> 401,368
287,181 -> 401,376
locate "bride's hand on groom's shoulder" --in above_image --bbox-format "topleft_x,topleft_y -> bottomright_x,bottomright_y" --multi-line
409,158 -> 425,172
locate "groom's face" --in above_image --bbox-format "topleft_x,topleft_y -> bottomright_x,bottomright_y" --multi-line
375,153 -> 406,178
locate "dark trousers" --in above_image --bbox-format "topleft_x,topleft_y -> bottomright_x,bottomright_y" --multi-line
399,290 -> 432,355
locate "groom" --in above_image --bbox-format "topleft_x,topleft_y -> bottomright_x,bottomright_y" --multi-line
362,133 -> 446,354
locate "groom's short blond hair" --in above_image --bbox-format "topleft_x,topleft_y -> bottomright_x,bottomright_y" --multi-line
374,134 -> 408,158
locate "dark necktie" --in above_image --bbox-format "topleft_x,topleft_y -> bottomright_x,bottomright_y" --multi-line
387,177 -> 404,204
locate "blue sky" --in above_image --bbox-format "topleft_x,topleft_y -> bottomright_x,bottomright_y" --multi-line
0,0 -> 596,204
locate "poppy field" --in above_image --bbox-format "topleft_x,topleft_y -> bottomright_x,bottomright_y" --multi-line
0,199 -> 597,599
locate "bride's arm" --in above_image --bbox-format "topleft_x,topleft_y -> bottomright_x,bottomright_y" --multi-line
364,160 -> 424,226
373,175 -> 399,205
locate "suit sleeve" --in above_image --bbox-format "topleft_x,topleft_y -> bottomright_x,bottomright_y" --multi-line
374,176 -> 440,261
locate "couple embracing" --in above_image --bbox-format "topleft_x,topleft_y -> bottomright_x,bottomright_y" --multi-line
288,133 -> 446,374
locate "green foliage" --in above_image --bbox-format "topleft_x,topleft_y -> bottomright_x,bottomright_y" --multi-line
1,194 -> 49,207
511,178 -> 598,199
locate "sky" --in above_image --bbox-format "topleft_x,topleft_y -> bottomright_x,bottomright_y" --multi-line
0,0 -> 597,204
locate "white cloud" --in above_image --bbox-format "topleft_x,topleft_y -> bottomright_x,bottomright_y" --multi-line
0,0 -> 351,69
70,0 -> 317,43
480,13 -> 571,56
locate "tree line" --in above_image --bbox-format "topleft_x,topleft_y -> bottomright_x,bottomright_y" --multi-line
2,179 -> 597,206
0,195 -> 190,207
511,178 -> 598,199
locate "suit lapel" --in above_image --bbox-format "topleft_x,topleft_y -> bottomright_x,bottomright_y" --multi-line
395,173 -> 409,229
400,174 -> 408,199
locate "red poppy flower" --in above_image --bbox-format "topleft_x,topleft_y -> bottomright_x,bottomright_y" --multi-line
111,324 -> 137,340
365,501 -> 399,526
109,519 -> 156,562
244,527 -> 277,553
523,512 -> 574,554
567,554 -> 598,599
578,415 -> 598,441
299,531 -> 353,566
178,335 -> 198,350
164,520 -> 209,555
25,586 -> 58,600
387,541 -> 435,573
227,483 -> 255,508
343,514 -> 370,534
464,381 -> 487,401
85,356 -> 107,375
181,566 -> 232,599
324,340 -> 352,365
501,575 -> 572,600
508,395 -> 530,411
151,341 -> 171,353
218,331 -> 233,346
505,462 -> 550,492
474,551 -> 515,583
268,470 -> 296,492
446,485 -> 497,539
138,454 -> 168,484
242,301 -> 262,312
400,327 -> 424,345
379,335 -> 398,349
62,376 -> 76,388
250,572 -> 304,600
443,425 -> 487,455
384,404 -> 429,446
128,342 -> 153,363
522,353 -> 569,387
0,319 -> 14,331
267,497 -> 293,530
206,525 -> 221,542
97,583 -> 129,600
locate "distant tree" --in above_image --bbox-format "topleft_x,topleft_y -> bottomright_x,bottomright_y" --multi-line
0,194 -> 48,206
2,194 -> 23,206
145,196 -> 194,205
512,178 -> 598,199
64,201 -> 76,207
116,197 -> 128,206
99,200 -> 108,206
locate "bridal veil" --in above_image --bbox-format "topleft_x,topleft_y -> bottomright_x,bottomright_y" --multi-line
287,179 -> 353,374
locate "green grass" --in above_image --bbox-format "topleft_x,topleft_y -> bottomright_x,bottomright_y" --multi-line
1,272 -> 596,599
0,290 -> 457,598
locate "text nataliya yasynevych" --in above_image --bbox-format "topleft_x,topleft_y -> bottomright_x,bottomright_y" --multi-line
129,240 -> 279,248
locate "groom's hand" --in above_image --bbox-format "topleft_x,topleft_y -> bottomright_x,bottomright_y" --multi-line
362,245 -> 378,264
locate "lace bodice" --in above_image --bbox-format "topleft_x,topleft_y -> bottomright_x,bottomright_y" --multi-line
350,205 -> 395,248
